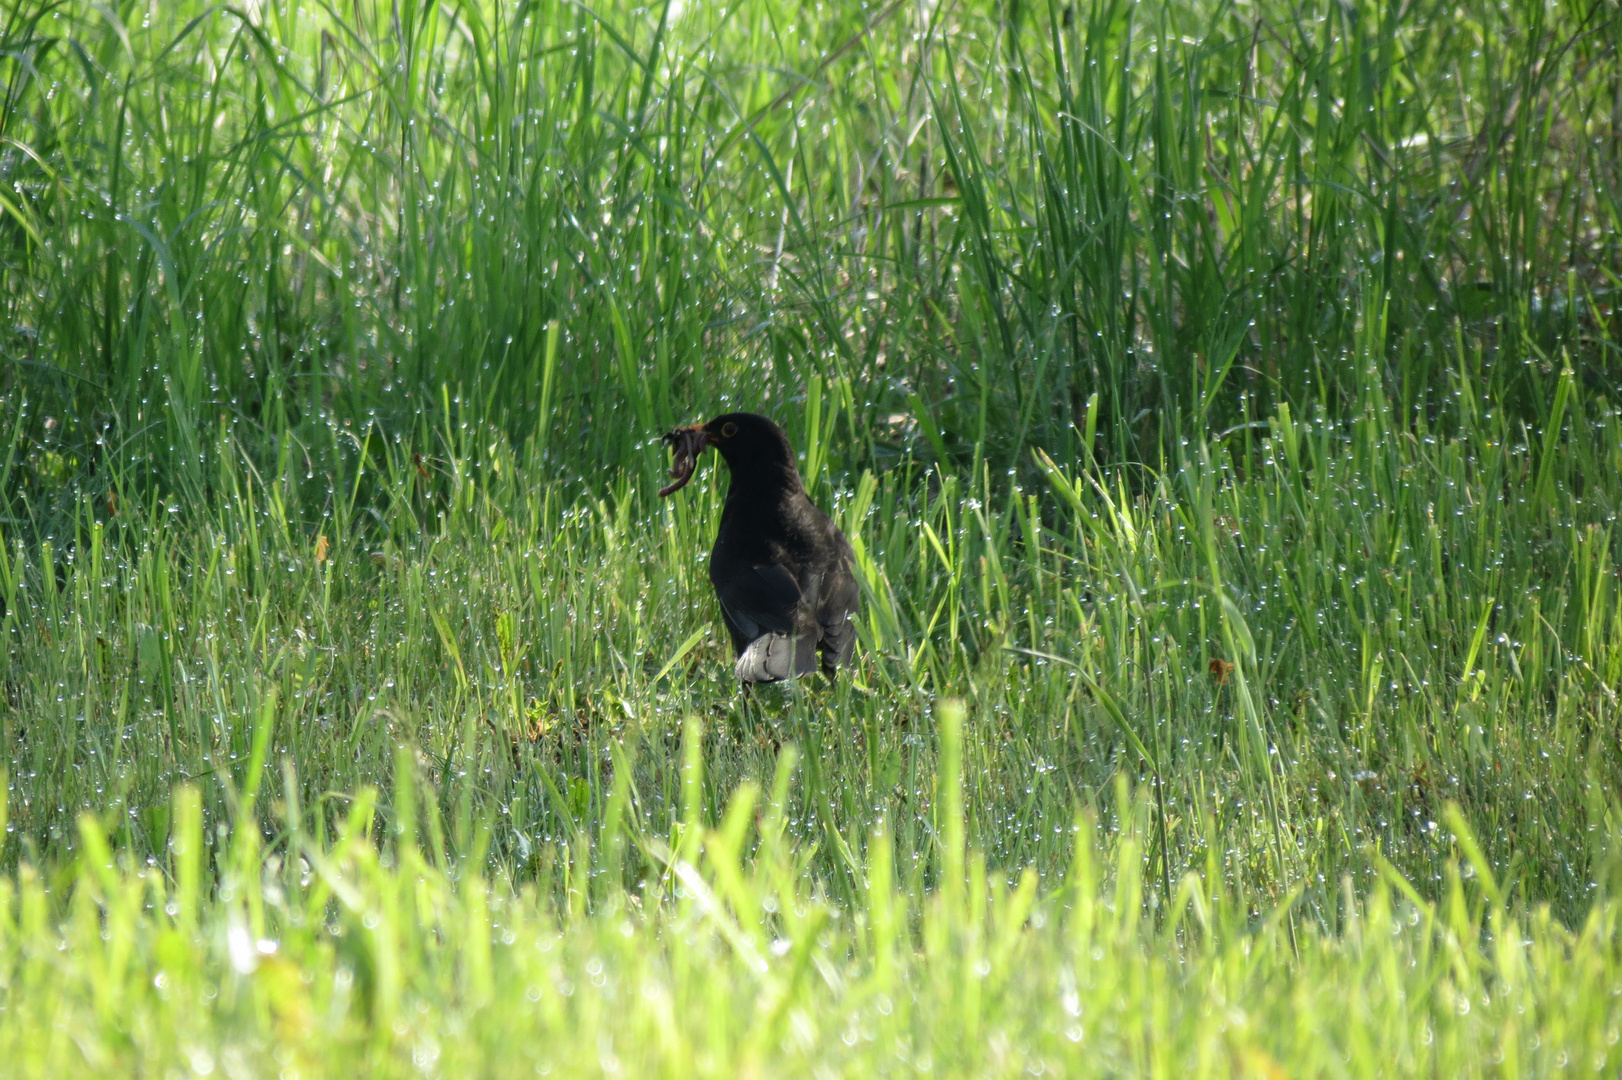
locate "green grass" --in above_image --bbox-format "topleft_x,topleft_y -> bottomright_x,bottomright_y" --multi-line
0,0 -> 1621,1073
8,753 -> 1622,1076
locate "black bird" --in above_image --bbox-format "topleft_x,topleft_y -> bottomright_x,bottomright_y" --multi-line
660,412 -> 859,684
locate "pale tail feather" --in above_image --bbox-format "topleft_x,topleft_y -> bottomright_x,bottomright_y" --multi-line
734,631 -> 817,684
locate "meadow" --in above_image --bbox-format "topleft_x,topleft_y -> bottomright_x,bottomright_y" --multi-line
0,0 -> 1621,1073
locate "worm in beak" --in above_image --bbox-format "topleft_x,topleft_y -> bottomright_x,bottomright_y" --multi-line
658,424 -> 710,497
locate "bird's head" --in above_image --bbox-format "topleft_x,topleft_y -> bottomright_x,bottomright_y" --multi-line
658,412 -> 798,497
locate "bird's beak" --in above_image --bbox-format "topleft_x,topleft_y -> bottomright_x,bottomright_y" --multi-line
658,424 -> 711,497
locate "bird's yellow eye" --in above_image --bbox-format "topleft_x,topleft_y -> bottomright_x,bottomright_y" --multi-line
721,421 -> 738,438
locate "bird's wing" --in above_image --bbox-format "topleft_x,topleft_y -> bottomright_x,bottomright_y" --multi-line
714,563 -> 802,643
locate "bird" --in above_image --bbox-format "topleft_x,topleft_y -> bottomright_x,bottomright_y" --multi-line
659,412 -> 859,685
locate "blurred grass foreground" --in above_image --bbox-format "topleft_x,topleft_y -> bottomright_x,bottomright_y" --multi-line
1,0 -> 1622,1073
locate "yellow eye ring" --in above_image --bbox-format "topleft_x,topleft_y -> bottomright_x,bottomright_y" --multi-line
721,421 -> 738,438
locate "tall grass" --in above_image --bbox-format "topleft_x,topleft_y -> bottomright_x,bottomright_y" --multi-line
0,0 -> 1620,1067
0,0 -> 1616,486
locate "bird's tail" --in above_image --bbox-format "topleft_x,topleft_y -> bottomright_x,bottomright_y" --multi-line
734,630 -> 818,684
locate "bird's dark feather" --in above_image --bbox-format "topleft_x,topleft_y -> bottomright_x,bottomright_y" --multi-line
666,411 -> 859,684
714,564 -> 801,641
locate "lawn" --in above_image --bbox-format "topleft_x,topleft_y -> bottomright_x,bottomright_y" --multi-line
0,0 -> 1620,1074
